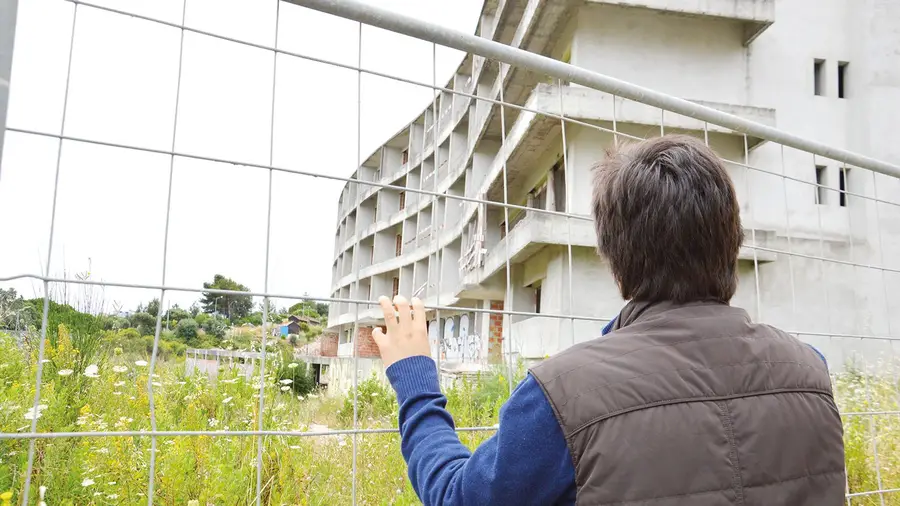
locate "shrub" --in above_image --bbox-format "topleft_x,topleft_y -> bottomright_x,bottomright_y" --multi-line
175,318 -> 199,341
339,374 -> 396,427
272,345 -> 316,396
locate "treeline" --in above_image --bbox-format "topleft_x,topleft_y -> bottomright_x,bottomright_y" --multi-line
0,274 -> 329,356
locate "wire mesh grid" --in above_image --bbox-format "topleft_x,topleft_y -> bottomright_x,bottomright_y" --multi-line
1,0 -> 899,503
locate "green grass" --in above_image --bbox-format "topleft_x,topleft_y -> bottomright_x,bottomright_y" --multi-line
0,329 -> 896,504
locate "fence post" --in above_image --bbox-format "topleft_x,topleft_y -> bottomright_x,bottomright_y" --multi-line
0,0 -> 18,174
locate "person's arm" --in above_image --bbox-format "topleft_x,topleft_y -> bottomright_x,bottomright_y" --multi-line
387,356 -> 575,505
371,295 -> 575,506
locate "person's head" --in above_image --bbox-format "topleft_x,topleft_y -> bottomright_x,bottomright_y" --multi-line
591,134 -> 743,303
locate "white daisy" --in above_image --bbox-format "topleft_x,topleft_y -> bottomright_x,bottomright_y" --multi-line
288,363 -> 299,369
84,364 -> 99,378
280,386 -> 290,391
81,478 -> 95,487
57,369 -> 74,377
279,379 -> 293,385
134,360 -> 148,367
222,397 -> 233,405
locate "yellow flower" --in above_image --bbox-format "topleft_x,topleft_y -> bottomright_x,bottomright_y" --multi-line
80,404 -> 91,416
1,491 -> 12,506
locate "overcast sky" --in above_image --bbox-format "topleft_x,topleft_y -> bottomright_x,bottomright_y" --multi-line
0,0 -> 482,313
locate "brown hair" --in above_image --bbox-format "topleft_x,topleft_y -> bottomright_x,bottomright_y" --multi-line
591,135 -> 744,303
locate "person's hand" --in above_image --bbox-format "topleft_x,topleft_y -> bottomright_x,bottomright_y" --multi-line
372,295 -> 431,368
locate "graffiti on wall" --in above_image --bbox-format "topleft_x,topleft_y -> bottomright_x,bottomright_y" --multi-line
433,314 -> 480,362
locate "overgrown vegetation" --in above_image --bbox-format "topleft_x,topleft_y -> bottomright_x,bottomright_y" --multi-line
0,287 -> 897,503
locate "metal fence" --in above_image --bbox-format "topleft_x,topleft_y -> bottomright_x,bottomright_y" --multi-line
1,0 -> 899,503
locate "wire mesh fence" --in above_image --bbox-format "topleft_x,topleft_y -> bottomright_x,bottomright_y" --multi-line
0,0 -> 899,503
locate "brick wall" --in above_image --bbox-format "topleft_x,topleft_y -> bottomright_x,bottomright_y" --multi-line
320,332 -> 338,357
488,300 -> 504,363
357,326 -> 383,358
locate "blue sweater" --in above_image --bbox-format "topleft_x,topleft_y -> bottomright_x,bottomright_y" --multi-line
385,320 -> 827,506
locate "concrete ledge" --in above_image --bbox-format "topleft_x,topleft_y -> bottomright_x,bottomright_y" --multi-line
534,84 -> 776,141
586,0 -> 774,44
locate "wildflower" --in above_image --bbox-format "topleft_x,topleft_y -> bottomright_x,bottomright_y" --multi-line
279,379 -> 293,385
23,405 -> 48,421
112,365 -> 128,373
281,386 -> 290,392
288,362 -> 299,368
370,392 -> 379,397
107,494 -> 119,500
57,369 -> 74,377
297,395 -> 304,401
84,364 -> 99,378
107,482 -> 116,485
152,382 -> 162,387
135,360 -> 148,367
187,500 -> 200,506
112,392 -> 122,396
114,381 -> 125,387
308,393 -> 318,399
81,478 -> 95,487
41,359 -> 50,364
222,397 -> 233,405
338,439 -> 347,447
208,418 -> 219,428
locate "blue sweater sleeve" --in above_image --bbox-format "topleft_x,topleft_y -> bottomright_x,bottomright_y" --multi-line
386,356 -> 577,506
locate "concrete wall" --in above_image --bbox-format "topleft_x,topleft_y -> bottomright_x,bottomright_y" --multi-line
571,4 -> 750,105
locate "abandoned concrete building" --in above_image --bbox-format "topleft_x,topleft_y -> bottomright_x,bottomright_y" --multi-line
308,0 -> 900,392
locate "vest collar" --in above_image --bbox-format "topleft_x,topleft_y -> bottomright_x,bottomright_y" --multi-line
610,299 -> 746,332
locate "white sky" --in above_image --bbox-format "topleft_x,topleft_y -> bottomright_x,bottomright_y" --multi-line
0,0 -> 482,313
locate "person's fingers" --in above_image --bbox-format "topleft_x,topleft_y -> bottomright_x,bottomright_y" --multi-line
411,297 -> 426,331
378,296 -> 398,331
394,295 -> 411,329
372,326 -> 387,348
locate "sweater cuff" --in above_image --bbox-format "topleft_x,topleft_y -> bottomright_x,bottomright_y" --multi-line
385,355 -> 440,404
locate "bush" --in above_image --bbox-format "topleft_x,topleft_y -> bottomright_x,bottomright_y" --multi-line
272,344 -> 316,396
175,318 -> 199,341
339,374 -> 396,427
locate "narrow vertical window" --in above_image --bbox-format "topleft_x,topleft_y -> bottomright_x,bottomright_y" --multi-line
839,167 -> 849,207
814,59 -> 825,96
815,165 -> 827,204
838,61 -> 848,98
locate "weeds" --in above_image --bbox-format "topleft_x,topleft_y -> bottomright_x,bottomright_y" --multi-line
0,330 -> 895,504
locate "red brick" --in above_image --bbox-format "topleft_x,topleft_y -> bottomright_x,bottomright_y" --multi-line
320,332 -> 338,357
356,326 -> 383,358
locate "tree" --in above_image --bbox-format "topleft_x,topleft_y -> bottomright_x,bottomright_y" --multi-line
129,312 -> 156,335
200,275 -> 253,320
146,298 -> 160,318
175,318 -> 199,342
201,315 -> 227,339
288,295 -> 329,320
0,288 -> 33,330
164,306 -> 191,325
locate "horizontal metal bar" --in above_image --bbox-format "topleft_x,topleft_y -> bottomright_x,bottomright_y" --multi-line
840,411 -> 900,417
9,127 -> 900,278
0,273 -> 614,323
53,0 -> 900,213
0,425 -> 498,440
846,487 -> 900,498
3,273 -> 900,342
291,0 -> 900,181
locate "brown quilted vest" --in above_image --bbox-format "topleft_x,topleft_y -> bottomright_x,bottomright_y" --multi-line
530,300 -> 845,506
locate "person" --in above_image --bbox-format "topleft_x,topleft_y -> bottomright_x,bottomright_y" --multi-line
371,135 -> 845,505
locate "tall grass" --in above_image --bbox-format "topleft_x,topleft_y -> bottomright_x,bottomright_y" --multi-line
0,329 -> 896,504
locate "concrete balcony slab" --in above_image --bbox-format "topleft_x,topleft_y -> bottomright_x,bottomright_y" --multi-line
586,0 -> 774,44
